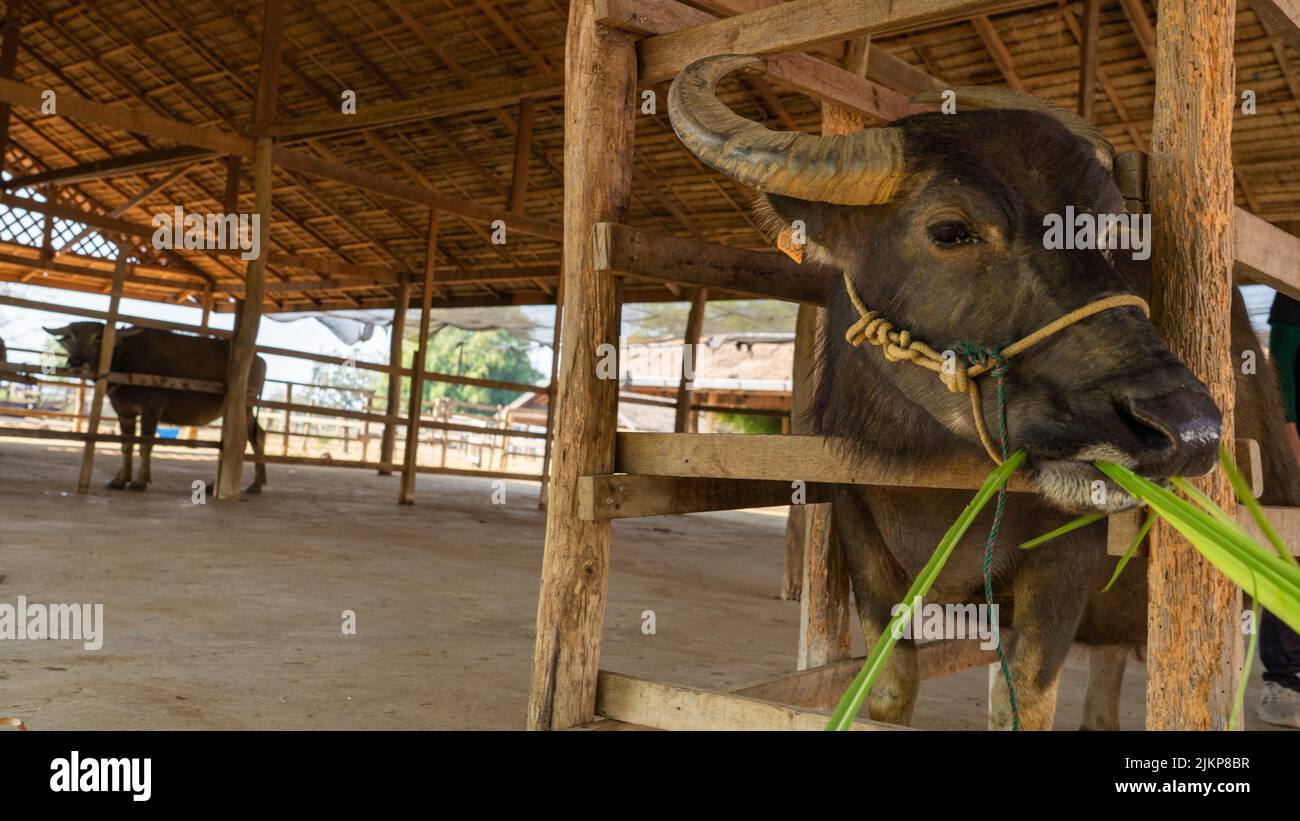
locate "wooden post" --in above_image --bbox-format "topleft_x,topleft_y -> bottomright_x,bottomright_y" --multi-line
508,96 -> 535,214
1078,0 -> 1100,121
782,304 -> 817,603
0,0 -> 25,178
281,383 -> 292,455
77,253 -> 128,494
215,138 -> 272,499
74,380 -> 86,433
538,275 -> 564,509
199,284 -> 214,333
674,289 -> 707,433
399,210 -> 437,505
216,0 -> 280,500
529,1 -> 634,731
379,275 -> 411,475
1146,0 -> 1241,730
789,36 -> 869,663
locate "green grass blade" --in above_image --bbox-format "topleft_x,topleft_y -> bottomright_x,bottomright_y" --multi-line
824,449 -> 1028,731
1018,512 -> 1105,550
1220,444 -> 1298,569
1096,462 -> 1300,633
1102,511 -> 1155,593
1231,578 -> 1261,731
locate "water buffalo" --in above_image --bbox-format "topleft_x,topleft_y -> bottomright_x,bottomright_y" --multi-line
45,322 -> 267,494
669,56 -> 1300,729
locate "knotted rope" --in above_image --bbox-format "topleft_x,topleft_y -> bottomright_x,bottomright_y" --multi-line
841,271 -> 1148,731
840,271 -> 1149,463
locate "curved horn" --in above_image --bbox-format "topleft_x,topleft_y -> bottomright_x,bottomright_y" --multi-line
43,325 -> 71,336
911,86 -> 1115,171
668,54 -> 906,205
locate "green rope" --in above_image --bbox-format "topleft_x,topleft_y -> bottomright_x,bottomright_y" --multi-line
956,342 -> 1021,731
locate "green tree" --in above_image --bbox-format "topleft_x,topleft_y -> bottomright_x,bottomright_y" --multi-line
412,326 -> 542,407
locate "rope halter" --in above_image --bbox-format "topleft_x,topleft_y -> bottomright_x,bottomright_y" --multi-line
841,270 -> 1150,464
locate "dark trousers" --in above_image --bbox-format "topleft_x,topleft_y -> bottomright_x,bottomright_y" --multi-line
1261,610 -> 1300,691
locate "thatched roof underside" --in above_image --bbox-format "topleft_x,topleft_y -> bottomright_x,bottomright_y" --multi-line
0,0 -> 1296,316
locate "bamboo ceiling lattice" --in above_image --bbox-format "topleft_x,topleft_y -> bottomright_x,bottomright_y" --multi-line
0,0 -> 1297,315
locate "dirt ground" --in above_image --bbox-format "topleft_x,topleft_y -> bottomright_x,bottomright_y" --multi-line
0,437 -> 1284,731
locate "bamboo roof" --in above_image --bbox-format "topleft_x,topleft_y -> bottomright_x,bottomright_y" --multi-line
0,0 -> 1296,316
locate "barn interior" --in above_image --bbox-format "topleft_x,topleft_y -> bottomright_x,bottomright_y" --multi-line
1,0 -> 1298,731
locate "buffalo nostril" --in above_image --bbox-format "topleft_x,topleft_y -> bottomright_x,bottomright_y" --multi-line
1118,389 -> 1222,476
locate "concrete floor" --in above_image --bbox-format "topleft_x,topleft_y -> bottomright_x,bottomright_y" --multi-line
0,437 -> 1284,730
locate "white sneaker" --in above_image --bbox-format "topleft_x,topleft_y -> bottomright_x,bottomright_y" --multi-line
1258,681 -> 1300,729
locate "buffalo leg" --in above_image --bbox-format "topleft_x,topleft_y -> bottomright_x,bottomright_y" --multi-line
246,412 -> 266,494
130,406 -> 160,490
837,490 -> 919,725
108,415 -> 135,489
990,543 -> 1093,730
1080,645 -> 1129,730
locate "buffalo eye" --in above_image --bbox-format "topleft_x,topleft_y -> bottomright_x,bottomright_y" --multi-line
927,220 -> 980,248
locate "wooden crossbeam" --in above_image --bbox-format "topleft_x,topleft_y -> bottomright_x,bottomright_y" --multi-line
593,222 -> 824,303
3,146 -> 217,189
613,433 -> 1263,496
578,475 -> 832,519
266,72 -> 563,139
733,638 -> 1002,711
615,432 -> 1036,491
637,0 -> 998,85
601,0 -> 919,122
1108,505 -> 1300,558
594,670 -> 901,730
1233,208 -> 1300,300
1252,1 -> 1300,53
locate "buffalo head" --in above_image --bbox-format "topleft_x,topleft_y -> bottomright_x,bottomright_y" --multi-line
45,322 -> 104,370
668,55 -> 1221,513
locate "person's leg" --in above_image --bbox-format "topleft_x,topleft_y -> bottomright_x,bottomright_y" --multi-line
1258,610 -> 1300,728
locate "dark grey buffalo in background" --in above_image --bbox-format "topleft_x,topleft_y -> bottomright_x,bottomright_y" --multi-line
46,322 -> 267,493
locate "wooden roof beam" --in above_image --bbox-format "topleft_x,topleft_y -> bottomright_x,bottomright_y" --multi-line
971,15 -> 1027,91
4,146 -> 217,189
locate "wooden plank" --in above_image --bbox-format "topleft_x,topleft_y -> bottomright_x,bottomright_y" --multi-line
577,475 -> 831,519
271,146 -> 563,242
638,0 -> 997,85
1252,1 -> 1300,53
605,0 -> 944,94
0,427 -> 221,448
76,253 -> 127,493
399,210 -> 438,505
783,303 -> 819,602
1145,0 -> 1241,731
972,16 -> 1026,92
605,0 -> 919,121
529,1 -> 635,732
593,222 -> 824,304
1078,0 -> 1101,121
616,432 -> 1035,491
508,96 -> 535,214
3,146 -> 216,188
734,639 -> 1001,710
0,293 -> 230,337
1233,207 -> 1300,301
265,72 -> 563,139
594,670 -> 899,730
1109,506 -> 1300,558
